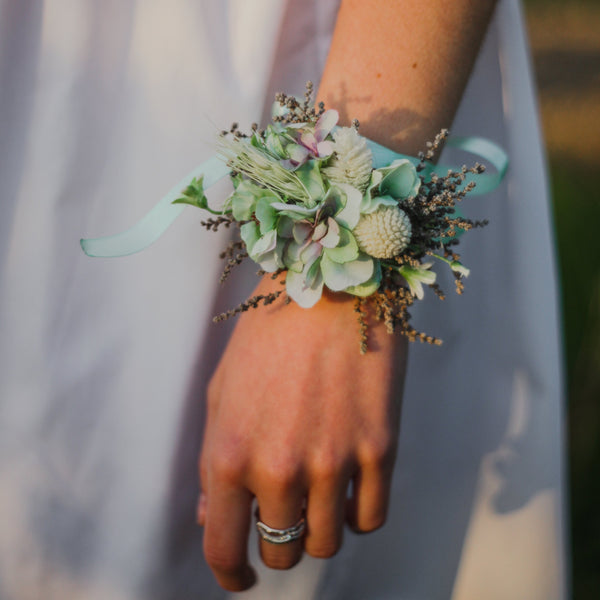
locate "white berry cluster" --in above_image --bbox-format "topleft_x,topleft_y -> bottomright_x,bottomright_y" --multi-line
353,205 -> 412,259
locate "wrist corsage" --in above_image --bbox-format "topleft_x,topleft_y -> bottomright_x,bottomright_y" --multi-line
81,82 -> 507,353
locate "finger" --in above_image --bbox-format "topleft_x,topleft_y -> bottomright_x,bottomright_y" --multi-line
197,447 -> 209,527
203,484 -> 256,591
197,448 -> 209,527
196,492 -> 207,526
346,466 -> 392,533
198,379 -> 217,527
304,476 -> 348,558
256,493 -> 305,570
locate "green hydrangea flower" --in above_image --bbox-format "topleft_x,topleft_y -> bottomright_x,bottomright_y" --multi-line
240,182 -> 378,308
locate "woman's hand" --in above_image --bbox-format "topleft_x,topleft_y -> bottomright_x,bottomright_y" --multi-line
197,0 -> 497,590
198,275 -> 407,591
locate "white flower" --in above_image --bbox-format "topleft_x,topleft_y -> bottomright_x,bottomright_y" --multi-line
352,205 -> 412,259
322,127 -> 373,193
398,263 -> 436,300
450,261 -> 470,277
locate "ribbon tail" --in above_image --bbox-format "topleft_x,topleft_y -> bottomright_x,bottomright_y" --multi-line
444,136 -> 509,195
80,155 -> 230,257
366,141 -> 417,169
367,136 -> 508,195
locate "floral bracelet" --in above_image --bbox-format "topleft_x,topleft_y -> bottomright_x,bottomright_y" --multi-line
81,82 -> 507,353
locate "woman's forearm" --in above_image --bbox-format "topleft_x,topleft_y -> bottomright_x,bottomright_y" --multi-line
318,0 -> 498,154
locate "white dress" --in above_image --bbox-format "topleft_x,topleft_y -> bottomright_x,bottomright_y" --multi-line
0,1 -> 567,599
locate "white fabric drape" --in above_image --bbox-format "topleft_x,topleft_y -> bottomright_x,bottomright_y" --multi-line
0,1 -> 567,598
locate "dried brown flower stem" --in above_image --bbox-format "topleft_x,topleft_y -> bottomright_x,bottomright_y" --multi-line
213,290 -> 284,323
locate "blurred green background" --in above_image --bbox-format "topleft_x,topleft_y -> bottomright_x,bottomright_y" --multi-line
524,0 -> 600,597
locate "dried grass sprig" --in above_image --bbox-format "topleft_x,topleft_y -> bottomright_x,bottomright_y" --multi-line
213,290 -> 284,323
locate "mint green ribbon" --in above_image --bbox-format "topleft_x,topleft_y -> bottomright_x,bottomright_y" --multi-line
367,136 -> 508,194
80,137 -> 507,258
80,156 -> 229,257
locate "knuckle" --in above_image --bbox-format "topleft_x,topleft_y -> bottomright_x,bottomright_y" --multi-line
359,435 -> 396,471
210,446 -> 246,483
309,448 -> 344,483
259,455 -> 302,491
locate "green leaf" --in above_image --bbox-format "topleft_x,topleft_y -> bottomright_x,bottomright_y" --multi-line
300,241 -> 323,266
295,160 -> 326,200
255,197 -> 277,234
231,172 -> 243,189
256,237 -> 286,272
282,239 -> 305,273
265,126 -> 286,158
333,183 -> 362,229
293,221 -> 312,244
305,256 -> 322,288
344,261 -> 382,297
171,196 -> 204,208
321,186 -> 346,217
172,176 -> 222,213
231,191 -> 257,220
250,132 -> 263,148
285,267 -> 324,308
361,193 -> 398,215
277,216 -> 295,238
360,170 -> 383,213
172,175 -> 225,215
252,229 -> 278,256
312,221 -> 328,242
270,201 -> 319,220
380,159 -> 420,199
320,252 -> 374,291
240,222 -> 260,255
323,226 -> 358,263
231,181 -> 281,221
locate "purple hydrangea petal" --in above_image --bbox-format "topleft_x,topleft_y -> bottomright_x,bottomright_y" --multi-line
316,140 -> 334,157
314,109 -> 339,141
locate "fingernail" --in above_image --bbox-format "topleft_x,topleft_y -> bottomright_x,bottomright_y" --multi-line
196,493 -> 207,526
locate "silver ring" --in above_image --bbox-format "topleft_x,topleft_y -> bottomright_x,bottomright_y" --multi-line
255,509 -> 306,544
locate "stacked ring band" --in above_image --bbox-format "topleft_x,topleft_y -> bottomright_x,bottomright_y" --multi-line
255,511 -> 306,544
